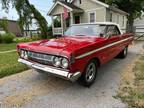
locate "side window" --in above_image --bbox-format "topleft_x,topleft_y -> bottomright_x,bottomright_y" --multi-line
106,25 -> 120,37
114,26 -> 121,35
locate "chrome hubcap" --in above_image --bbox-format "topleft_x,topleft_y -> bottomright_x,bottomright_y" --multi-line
124,48 -> 127,56
85,63 -> 96,82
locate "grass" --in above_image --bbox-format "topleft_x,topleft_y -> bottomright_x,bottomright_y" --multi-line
116,54 -> 144,108
0,52 -> 29,78
0,43 -> 17,52
0,36 -> 54,78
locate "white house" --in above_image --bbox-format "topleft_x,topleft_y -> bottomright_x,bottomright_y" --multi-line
48,0 -> 129,35
134,16 -> 144,35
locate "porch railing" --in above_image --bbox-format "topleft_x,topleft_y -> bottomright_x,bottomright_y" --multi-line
53,28 -> 63,35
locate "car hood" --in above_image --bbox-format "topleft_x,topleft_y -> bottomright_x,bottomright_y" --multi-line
18,36 -> 103,58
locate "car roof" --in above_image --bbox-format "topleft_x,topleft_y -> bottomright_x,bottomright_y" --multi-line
72,22 -> 119,26
71,22 -> 122,34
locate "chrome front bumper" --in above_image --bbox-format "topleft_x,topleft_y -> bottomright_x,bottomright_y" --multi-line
18,58 -> 81,82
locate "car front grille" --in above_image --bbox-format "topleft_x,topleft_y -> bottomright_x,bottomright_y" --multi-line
28,51 -> 54,65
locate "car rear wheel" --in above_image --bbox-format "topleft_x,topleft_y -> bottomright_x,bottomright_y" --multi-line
117,47 -> 128,59
78,59 -> 98,87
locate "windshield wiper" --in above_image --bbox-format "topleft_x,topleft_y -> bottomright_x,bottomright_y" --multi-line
75,34 -> 86,36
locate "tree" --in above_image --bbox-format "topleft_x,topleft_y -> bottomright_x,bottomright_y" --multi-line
0,18 -> 8,33
100,0 -> 144,32
1,0 -> 49,39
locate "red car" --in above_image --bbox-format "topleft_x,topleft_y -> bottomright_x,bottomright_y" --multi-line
17,22 -> 133,87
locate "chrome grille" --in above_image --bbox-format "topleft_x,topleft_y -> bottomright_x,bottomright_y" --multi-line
28,51 -> 54,65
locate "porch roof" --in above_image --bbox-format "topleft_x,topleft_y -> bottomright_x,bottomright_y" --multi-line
48,1 -> 84,15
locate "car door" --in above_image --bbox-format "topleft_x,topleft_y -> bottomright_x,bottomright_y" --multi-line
105,25 -> 121,60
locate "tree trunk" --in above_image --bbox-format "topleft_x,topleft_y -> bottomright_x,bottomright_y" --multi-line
126,15 -> 135,33
25,0 -> 49,39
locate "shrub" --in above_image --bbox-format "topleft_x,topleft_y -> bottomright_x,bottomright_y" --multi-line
1,33 -> 15,43
14,36 -> 42,43
14,37 -> 30,43
0,35 -> 2,43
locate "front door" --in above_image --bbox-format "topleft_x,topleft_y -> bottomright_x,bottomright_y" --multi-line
74,16 -> 80,24
105,25 -> 121,60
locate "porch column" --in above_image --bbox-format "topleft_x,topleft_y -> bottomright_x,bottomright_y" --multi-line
70,12 -> 73,25
61,13 -> 64,35
51,16 -> 54,35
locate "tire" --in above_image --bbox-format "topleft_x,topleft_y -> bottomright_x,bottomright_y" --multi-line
35,69 -> 45,74
78,59 -> 98,87
117,47 -> 128,59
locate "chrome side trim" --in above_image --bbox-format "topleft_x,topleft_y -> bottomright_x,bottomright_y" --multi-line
76,37 -> 133,59
18,58 -> 81,82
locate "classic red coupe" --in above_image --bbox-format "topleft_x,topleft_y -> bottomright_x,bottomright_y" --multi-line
17,22 -> 133,87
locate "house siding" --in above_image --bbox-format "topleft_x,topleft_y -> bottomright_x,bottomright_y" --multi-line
50,4 -> 67,15
0,20 -> 21,35
73,0 -> 106,23
106,9 -> 127,32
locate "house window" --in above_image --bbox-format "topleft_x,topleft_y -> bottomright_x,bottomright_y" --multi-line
79,0 -> 82,4
110,13 -> 112,22
89,12 -> 96,23
76,0 -> 82,5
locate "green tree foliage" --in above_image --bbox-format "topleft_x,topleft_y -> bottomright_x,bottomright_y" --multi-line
0,18 -> 8,33
1,0 -> 49,39
100,0 -> 144,32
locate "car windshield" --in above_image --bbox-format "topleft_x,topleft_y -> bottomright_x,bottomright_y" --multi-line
64,24 -> 107,37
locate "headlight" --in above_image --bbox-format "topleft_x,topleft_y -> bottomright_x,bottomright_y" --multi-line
24,51 -> 28,59
53,56 -> 61,67
61,58 -> 69,69
20,50 -> 25,58
20,50 -> 28,59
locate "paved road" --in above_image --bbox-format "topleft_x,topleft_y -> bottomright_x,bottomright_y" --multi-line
0,42 -> 143,108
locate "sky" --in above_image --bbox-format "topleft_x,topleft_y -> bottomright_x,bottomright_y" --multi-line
0,0 -> 53,25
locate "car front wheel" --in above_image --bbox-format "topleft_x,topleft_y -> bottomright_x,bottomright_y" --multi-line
78,60 -> 98,87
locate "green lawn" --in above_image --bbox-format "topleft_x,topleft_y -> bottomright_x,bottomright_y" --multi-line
0,52 -> 29,78
0,43 -> 17,52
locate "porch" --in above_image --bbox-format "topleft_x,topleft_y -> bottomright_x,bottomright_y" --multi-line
48,1 -> 83,36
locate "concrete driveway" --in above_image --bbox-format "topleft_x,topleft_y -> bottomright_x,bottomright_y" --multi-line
0,42 -> 143,108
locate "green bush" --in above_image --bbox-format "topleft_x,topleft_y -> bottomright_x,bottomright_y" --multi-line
0,35 -> 2,43
14,36 -> 42,43
1,33 -> 15,43
14,37 -> 30,43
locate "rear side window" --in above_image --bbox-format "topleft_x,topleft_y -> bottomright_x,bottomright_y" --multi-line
106,25 -> 121,36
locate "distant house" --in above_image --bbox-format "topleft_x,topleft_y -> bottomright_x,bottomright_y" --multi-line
48,0 -> 129,35
0,19 -> 22,36
134,16 -> 144,35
